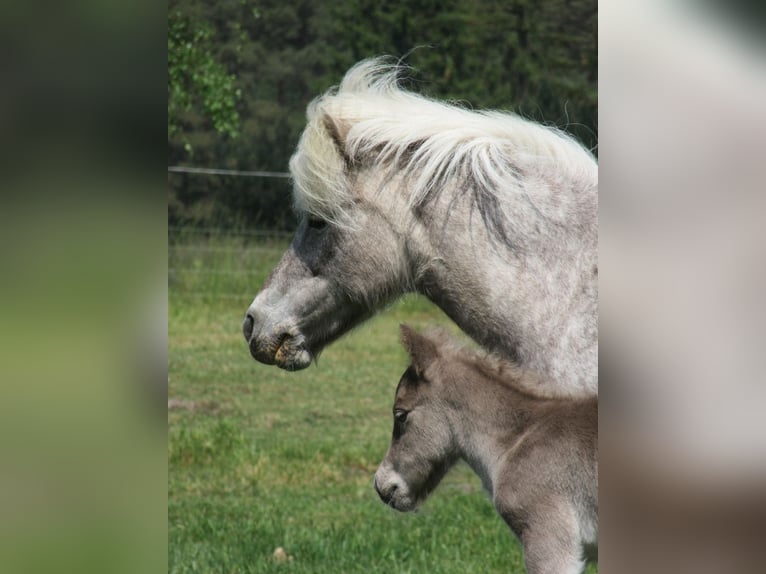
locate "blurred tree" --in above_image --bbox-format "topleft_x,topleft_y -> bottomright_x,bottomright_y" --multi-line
167,9 -> 242,147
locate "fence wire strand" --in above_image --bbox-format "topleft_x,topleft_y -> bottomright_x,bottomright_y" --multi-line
168,166 -> 291,178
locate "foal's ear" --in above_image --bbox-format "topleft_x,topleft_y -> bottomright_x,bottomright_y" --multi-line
400,325 -> 439,377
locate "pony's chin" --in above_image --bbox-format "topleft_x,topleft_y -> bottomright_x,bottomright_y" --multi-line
274,343 -> 312,371
248,333 -> 312,370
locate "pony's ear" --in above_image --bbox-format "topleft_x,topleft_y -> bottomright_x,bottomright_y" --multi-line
322,113 -> 351,158
400,324 -> 439,377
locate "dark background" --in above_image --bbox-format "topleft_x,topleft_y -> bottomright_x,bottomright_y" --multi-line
167,0 -> 597,230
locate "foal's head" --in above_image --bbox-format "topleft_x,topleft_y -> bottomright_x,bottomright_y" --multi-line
374,325 -> 459,512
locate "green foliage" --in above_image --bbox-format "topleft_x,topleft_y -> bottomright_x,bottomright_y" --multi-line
168,9 -> 243,143
168,235 -> 598,573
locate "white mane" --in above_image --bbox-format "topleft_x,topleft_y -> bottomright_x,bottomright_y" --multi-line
289,57 -> 597,226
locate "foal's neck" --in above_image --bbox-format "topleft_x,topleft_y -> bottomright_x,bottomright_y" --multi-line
445,359 -> 545,492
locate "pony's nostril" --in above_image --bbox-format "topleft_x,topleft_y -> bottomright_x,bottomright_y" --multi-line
242,314 -> 255,341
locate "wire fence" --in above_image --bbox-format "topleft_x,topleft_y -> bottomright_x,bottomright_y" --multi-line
168,225 -> 293,240
168,164 -> 295,238
168,166 -> 295,302
169,227 -> 291,302
168,166 -> 290,178
169,245 -> 284,254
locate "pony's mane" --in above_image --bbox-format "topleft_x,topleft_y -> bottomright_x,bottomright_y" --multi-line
289,57 -> 598,230
427,329 -> 571,401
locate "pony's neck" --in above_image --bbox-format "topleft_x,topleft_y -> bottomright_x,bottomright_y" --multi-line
410,183 -> 598,398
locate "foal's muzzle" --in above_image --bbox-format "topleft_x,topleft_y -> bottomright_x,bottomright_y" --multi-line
374,477 -> 396,505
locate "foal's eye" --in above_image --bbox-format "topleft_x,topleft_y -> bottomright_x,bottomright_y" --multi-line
394,409 -> 408,424
306,216 -> 327,230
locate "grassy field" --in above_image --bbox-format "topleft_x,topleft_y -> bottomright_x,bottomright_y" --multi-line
168,232 -> 597,574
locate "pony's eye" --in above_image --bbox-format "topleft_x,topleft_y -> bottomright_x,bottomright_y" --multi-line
307,216 -> 327,230
394,409 -> 408,424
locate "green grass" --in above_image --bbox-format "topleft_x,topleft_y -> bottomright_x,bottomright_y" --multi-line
169,233 -> 597,573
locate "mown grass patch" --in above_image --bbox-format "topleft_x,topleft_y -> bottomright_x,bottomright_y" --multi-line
169,234 -> 597,573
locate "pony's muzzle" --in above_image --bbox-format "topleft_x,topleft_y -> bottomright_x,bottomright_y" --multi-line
243,310 -> 312,370
242,313 -> 255,341
243,309 -> 278,364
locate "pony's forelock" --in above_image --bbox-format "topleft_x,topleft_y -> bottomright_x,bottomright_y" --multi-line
290,57 -> 597,230
289,100 -> 352,227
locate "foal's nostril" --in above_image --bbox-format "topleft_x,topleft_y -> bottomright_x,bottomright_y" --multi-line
374,479 -> 397,504
242,313 -> 255,341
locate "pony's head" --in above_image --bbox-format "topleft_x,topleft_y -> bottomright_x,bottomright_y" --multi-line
243,57 -> 597,370
243,59 -> 426,369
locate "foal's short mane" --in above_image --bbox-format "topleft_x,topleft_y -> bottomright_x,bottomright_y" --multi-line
428,330 -> 567,401
289,57 -> 598,231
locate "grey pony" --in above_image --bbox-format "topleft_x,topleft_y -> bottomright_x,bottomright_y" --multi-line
243,57 -> 598,398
